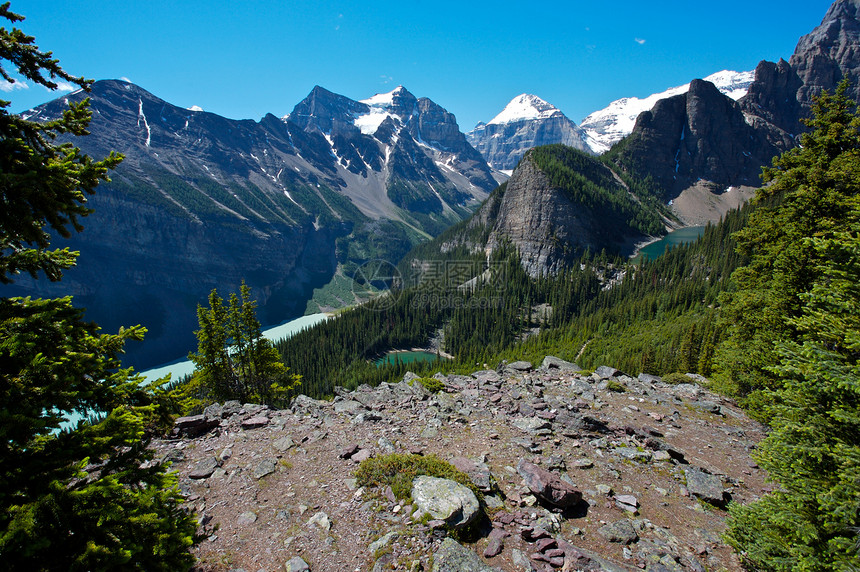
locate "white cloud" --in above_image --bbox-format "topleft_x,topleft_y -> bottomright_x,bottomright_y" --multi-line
0,79 -> 29,92
188,105 -> 204,112
634,38 -> 646,45
54,80 -> 75,92
120,76 -> 132,83
380,75 -> 393,84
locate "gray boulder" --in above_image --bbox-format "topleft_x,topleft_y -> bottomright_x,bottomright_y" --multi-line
595,365 -> 623,379
189,457 -> 220,479
284,556 -> 310,572
685,468 -> 725,505
540,356 -> 581,371
506,360 -> 533,372
431,538 -> 498,572
598,519 -> 639,544
411,476 -> 480,530
253,458 -> 278,479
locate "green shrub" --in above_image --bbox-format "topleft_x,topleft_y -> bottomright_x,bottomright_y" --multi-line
662,372 -> 691,385
418,377 -> 444,393
354,454 -> 479,501
606,379 -> 626,392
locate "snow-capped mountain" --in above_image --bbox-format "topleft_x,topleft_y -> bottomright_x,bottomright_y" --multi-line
467,94 -> 592,171
287,85 -> 498,217
17,80 -> 498,369
581,70 -> 755,153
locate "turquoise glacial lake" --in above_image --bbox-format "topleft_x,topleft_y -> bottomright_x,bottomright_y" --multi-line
375,350 -> 449,367
634,226 -> 705,262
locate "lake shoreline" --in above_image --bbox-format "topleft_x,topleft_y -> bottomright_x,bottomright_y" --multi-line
630,226 -> 706,262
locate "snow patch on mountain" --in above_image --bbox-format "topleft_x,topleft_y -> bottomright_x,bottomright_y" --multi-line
581,70 -> 755,153
353,86 -> 406,134
488,94 -> 562,125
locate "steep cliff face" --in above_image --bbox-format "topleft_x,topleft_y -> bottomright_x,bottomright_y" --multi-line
790,0 -> 860,106
467,95 -> 592,170
609,80 -> 787,201
739,59 -> 805,137
409,146 -> 665,277
581,70 -> 755,154
484,156 -> 640,276
10,80 -> 498,369
738,0 -> 860,140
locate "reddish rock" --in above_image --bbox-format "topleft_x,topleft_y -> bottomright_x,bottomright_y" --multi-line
339,444 -> 360,459
484,529 -> 508,558
516,459 -> 582,508
241,415 -> 269,429
521,527 -> 551,542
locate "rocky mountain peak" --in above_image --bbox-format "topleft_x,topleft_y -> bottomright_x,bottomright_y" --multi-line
467,95 -> 592,171
286,85 -> 368,135
360,85 -> 418,115
612,78 -> 784,202
790,0 -> 860,105
488,94 -> 562,125
580,70 -> 755,154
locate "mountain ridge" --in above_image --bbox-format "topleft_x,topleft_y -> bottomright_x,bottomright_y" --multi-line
8,79 -> 498,369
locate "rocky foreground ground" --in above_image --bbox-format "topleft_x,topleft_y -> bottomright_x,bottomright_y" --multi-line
155,358 -> 768,572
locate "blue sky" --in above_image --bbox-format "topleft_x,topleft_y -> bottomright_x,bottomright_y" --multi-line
4,1 -> 835,130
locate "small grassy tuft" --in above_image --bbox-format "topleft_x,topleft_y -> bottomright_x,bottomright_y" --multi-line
606,379 -> 626,392
354,453 -> 480,501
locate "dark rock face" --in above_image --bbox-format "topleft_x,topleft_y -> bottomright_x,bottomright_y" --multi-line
790,0 -> 860,107
739,59 -> 805,137
9,81 -> 497,369
738,1 -> 860,144
483,155 -> 644,276
611,2 -> 860,203
468,113 -> 593,170
613,80 -> 785,199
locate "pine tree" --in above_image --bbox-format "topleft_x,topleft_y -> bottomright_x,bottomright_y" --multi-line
0,3 -> 197,568
725,232 -> 860,570
188,283 -> 300,406
722,82 -> 860,569
716,80 -> 860,407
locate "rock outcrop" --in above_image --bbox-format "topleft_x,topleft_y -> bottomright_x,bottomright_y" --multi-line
790,0 -> 860,109
484,155 -> 645,276
611,79 -> 786,201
